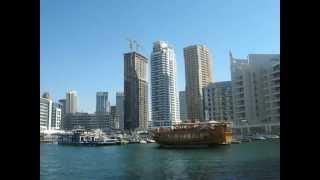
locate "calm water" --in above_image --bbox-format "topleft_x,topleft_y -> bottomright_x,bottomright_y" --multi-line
41,141 -> 280,180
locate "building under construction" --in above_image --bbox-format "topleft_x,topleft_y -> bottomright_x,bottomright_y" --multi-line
124,51 -> 149,131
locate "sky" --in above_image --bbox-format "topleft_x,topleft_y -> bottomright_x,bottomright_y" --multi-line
41,0 -> 280,113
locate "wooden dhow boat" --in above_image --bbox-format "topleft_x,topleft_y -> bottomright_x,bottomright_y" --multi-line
152,121 -> 233,148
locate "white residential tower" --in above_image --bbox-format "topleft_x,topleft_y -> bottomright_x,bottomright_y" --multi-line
151,41 -> 180,127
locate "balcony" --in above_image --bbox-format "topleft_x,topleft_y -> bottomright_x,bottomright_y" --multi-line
270,75 -> 280,81
233,90 -> 245,96
234,99 -> 245,105
235,81 -> 243,86
271,97 -> 280,103
264,93 -> 271,98
233,76 -> 243,81
271,69 -> 280,75
271,86 -> 280,91
270,106 -> 280,111
271,90 -> 280,96
271,83 -> 280,88
236,108 -> 245,113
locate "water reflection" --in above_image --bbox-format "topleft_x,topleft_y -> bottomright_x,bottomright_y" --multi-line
41,142 -> 280,180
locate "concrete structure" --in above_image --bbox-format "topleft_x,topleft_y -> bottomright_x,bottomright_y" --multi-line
151,41 -> 180,127
96,92 -> 110,114
124,52 -> 149,130
64,113 -> 111,130
40,93 -> 62,131
40,96 -> 52,131
116,92 -> 124,129
95,113 -> 112,130
203,81 -> 233,122
51,103 -> 62,130
58,99 -> 66,113
58,99 -> 66,128
184,44 -> 214,122
179,91 -> 187,122
110,106 -> 119,129
230,52 -> 280,134
66,90 -> 78,114
266,62 -> 280,122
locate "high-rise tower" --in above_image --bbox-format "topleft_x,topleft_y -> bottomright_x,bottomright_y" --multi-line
124,52 -> 149,130
151,41 -> 180,127
66,90 -> 78,114
96,92 -> 110,114
184,44 -> 213,122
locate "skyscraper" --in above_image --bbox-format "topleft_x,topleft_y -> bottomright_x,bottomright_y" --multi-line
116,92 -> 124,129
179,91 -> 187,122
151,41 -> 180,127
96,92 -> 110,114
66,90 -> 78,114
184,44 -> 213,122
230,52 -> 280,130
124,52 -> 149,130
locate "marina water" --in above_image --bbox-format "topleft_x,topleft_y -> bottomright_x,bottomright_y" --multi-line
41,141 -> 279,180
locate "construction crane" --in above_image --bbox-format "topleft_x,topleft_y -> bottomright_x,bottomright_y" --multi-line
126,38 -> 143,53
126,38 -> 133,51
136,43 -> 144,52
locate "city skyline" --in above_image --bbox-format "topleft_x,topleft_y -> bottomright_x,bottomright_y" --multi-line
41,0 -> 279,113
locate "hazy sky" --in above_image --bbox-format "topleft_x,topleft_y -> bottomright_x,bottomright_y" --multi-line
41,0 -> 279,113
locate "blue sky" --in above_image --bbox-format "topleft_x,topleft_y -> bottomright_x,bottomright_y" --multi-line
41,0 -> 279,113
